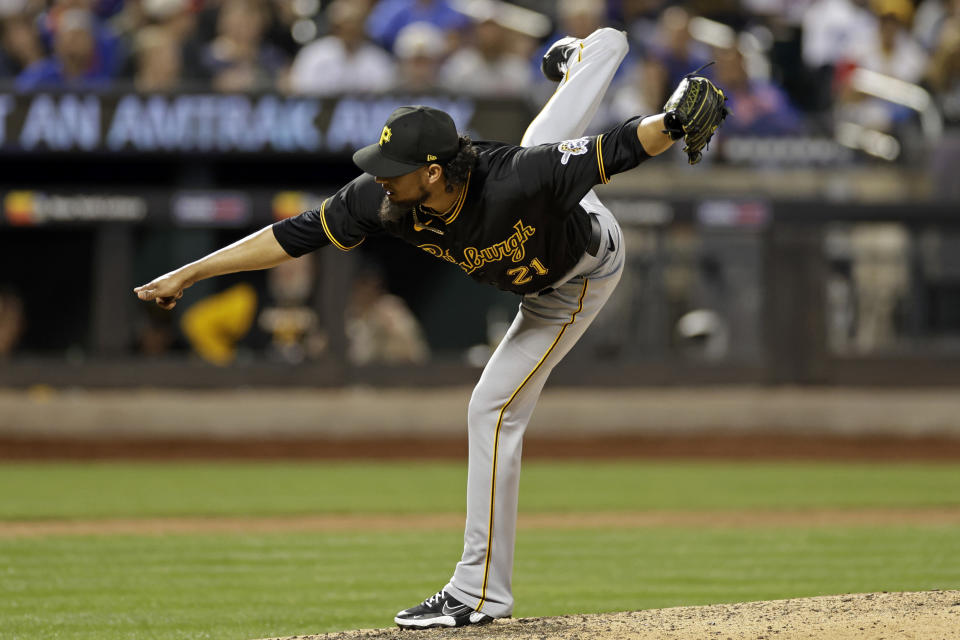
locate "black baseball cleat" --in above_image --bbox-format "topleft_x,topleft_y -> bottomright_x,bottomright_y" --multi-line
394,590 -> 494,629
540,36 -> 580,82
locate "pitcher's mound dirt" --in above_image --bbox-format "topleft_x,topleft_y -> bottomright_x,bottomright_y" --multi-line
261,590 -> 960,640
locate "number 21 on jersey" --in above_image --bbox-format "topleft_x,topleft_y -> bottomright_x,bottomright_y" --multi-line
506,258 -> 549,286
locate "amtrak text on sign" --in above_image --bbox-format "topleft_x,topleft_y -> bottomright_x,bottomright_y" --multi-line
0,93 -> 524,156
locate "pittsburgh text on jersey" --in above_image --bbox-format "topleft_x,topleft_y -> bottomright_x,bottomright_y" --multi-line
418,220 -> 537,276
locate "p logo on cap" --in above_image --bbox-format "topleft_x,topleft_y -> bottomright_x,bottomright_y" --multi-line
353,106 -> 459,178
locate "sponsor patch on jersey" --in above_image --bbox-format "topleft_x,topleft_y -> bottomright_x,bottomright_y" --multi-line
557,137 -> 590,165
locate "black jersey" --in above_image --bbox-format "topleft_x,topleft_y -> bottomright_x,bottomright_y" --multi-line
273,116 -> 650,295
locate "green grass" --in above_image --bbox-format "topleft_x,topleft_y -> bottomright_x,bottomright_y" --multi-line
1,461 -> 958,639
0,461 -> 958,520
1,526 -> 958,640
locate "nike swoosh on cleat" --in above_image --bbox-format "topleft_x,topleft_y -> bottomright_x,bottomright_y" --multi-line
441,602 -> 470,616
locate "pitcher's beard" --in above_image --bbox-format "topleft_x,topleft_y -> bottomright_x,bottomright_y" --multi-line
378,197 -> 410,224
378,188 -> 429,225
380,185 -> 430,223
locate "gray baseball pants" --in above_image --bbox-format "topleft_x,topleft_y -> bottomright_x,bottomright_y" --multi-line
444,27 -> 629,618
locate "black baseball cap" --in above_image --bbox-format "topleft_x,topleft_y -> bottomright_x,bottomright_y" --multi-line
353,106 -> 460,178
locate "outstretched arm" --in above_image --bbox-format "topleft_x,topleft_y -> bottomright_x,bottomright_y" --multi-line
134,226 -> 293,309
636,114 -> 675,156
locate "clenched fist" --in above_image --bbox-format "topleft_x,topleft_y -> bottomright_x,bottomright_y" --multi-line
134,272 -> 193,310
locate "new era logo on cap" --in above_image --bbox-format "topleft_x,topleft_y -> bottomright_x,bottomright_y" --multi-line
353,106 -> 460,178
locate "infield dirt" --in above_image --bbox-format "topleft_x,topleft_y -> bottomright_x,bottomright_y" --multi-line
260,590 -> 960,640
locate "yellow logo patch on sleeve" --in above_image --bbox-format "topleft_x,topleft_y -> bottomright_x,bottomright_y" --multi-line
557,137 -> 590,165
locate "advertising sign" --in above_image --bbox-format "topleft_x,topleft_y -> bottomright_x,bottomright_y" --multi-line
0,93 -> 532,155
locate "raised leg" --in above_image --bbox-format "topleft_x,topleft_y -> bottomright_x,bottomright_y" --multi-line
521,27 -> 629,147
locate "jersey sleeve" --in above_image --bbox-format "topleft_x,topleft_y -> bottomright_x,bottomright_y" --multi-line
272,174 -> 384,257
515,116 -> 650,210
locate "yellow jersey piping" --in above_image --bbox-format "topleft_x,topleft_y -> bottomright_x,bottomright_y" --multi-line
476,278 -> 590,611
596,134 -> 609,184
319,198 -> 364,251
440,171 -> 471,225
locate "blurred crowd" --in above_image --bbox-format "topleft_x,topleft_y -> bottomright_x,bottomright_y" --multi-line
0,0 -> 958,129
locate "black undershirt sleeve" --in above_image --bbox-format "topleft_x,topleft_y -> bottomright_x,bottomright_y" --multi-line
272,174 -> 384,257
515,116 -> 650,211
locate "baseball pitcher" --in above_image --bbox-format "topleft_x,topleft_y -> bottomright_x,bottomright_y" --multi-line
135,27 -> 727,629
